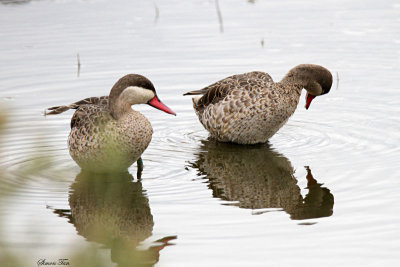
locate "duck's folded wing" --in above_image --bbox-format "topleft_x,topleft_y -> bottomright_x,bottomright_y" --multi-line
70,104 -> 111,129
183,71 -> 273,109
45,96 -> 109,115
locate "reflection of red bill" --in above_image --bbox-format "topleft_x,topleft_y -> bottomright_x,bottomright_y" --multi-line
148,96 -> 176,115
305,92 -> 316,110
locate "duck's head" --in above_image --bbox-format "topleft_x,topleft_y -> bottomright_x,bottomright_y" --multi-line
303,65 -> 332,110
109,74 -> 176,119
282,64 -> 333,109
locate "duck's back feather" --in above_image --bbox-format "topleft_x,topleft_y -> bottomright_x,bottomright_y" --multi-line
184,71 -> 273,110
70,104 -> 111,129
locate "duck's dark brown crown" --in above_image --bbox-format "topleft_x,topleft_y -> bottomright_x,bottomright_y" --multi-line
109,74 -> 156,100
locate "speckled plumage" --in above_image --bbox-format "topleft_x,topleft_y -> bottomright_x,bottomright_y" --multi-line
185,64 -> 332,144
46,74 -> 175,173
67,101 -> 153,172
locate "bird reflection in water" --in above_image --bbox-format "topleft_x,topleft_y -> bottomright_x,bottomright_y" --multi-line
188,140 -> 334,220
51,171 -> 176,267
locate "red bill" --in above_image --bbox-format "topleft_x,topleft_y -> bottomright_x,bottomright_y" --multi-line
148,96 -> 176,115
305,92 -> 316,110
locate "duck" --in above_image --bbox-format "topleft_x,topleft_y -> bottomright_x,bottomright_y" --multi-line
184,64 -> 332,144
46,74 -> 176,175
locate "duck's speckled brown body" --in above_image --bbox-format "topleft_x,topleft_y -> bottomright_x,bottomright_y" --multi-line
67,100 -> 153,172
185,64 -> 332,144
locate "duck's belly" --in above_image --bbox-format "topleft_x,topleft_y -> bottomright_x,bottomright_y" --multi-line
68,113 -> 153,172
199,98 -> 297,144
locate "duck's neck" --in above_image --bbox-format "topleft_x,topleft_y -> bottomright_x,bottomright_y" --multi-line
109,99 -> 131,120
108,85 -> 131,120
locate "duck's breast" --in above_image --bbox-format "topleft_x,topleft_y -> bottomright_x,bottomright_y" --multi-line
113,110 -> 153,158
68,107 -> 153,171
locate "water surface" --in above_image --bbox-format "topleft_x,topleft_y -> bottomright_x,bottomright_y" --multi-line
0,0 -> 399,266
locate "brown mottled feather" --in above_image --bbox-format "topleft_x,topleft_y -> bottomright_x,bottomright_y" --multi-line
66,102 -> 153,173
185,71 -> 273,110
70,104 -> 110,129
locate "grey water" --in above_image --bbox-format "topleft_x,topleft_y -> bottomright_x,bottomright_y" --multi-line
0,0 -> 399,266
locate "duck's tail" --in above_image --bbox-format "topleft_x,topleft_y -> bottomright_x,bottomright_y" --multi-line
183,88 -> 208,96
44,96 -> 109,116
45,104 -> 78,115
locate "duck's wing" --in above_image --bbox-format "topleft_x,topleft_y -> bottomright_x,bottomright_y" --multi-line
45,96 -> 109,115
70,104 -> 111,129
183,71 -> 273,109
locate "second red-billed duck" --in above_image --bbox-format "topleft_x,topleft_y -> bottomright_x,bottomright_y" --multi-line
184,64 -> 332,144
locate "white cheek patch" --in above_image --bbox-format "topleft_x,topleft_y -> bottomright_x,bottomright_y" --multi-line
119,86 -> 155,105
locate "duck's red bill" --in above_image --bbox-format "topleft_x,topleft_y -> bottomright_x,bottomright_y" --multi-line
148,96 -> 176,116
305,92 -> 316,110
